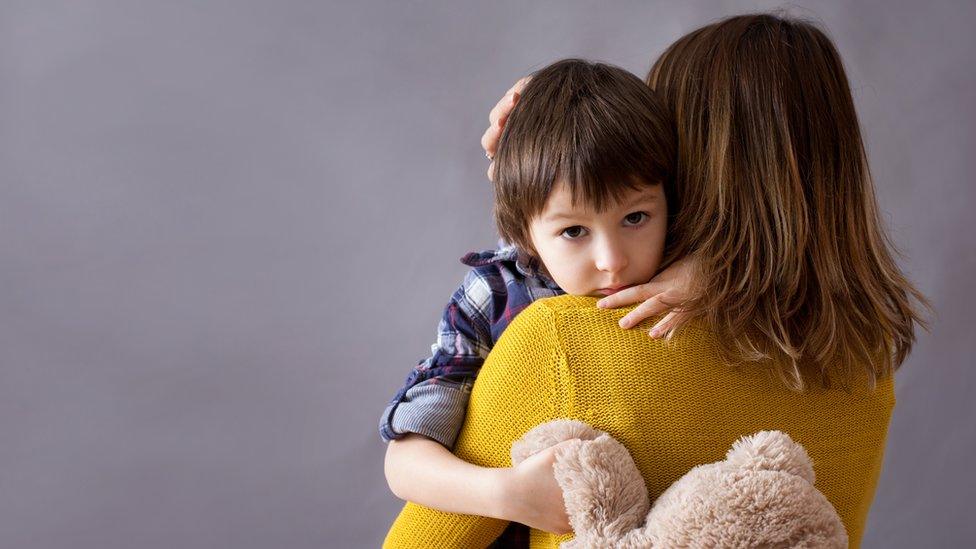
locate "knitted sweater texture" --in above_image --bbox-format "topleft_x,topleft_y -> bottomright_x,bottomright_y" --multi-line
384,295 -> 895,548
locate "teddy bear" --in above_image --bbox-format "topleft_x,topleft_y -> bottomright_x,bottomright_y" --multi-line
510,420 -> 847,548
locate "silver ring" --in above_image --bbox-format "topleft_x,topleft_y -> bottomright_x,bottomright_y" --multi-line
485,151 -> 494,161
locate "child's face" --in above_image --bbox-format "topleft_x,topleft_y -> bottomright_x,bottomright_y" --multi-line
528,181 -> 667,297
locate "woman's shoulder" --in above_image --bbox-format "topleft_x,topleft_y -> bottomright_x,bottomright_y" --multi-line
521,295 -> 713,338
531,294 -> 599,311
507,295 -> 602,332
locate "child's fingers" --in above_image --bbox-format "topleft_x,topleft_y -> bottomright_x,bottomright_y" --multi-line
595,284 -> 648,309
617,293 -> 673,329
596,281 -> 667,309
649,310 -> 686,339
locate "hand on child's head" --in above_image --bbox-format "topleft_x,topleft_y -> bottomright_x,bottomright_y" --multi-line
483,77 -> 531,181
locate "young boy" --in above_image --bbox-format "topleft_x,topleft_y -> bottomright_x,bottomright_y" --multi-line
379,58 -> 677,541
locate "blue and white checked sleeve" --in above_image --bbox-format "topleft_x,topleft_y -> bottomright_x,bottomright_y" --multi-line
378,266 -> 502,449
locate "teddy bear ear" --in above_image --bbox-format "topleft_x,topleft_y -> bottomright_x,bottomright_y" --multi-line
510,419 -> 605,465
724,430 -> 816,484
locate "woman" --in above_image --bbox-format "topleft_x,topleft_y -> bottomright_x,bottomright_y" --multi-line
385,13 -> 926,548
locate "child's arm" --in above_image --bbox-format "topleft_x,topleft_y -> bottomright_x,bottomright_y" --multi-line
384,434 -> 505,518
379,267 -> 499,450
382,302 -> 571,547
384,433 -> 572,535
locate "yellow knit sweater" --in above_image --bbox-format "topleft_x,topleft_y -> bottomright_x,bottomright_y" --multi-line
384,295 -> 895,548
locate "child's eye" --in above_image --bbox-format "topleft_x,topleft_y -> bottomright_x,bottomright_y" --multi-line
560,226 -> 588,240
623,212 -> 649,226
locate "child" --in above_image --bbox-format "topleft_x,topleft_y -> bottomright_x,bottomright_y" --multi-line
379,58 -> 677,536
385,14 -> 927,549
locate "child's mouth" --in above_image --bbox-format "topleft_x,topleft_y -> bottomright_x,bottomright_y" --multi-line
596,284 -> 635,296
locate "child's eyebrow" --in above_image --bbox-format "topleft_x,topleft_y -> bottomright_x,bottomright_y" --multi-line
621,192 -> 661,209
542,189 -> 662,223
611,190 -> 662,212
542,212 -> 583,223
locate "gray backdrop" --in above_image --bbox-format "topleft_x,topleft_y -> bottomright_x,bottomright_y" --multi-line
1,1 -> 973,547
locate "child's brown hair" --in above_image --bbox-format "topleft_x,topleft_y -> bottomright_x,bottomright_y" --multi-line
493,59 -> 676,256
646,14 -> 928,390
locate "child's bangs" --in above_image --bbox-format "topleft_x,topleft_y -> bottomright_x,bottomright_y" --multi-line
554,122 -> 660,213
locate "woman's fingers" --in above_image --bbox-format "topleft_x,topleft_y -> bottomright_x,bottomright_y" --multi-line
482,77 -> 532,166
489,90 -> 518,127
500,92 -> 518,126
483,92 -> 519,181
482,78 -> 531,181
513,76 -> 531,92
481,123 -> 500,156
484,91 -> 520,151
507,76 -> 531,101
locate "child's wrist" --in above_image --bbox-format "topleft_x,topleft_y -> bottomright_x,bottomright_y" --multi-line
485,467 -> 517,521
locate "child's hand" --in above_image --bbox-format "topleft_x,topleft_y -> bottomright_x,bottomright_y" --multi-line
596,256 -> 697,338
502,439 -> 573,536
481,77 -> 531,181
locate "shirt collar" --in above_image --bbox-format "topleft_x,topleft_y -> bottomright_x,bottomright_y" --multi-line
460,241 -> 559,289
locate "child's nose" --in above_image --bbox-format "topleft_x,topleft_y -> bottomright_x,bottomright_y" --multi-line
593,239 -> 628,274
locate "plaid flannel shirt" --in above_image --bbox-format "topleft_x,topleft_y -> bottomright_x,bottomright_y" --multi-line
379,243 -> 567,548
378,243 -> 564,449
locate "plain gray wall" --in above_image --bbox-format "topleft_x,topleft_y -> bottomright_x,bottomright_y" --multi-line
1,1 -> 972,547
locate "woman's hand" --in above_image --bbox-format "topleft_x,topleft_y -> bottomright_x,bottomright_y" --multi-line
481,77 -> 531,181
500,439 -> 574,536
597,257 -> 697,338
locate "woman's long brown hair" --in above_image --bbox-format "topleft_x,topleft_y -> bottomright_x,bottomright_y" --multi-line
647,14 -> 928,390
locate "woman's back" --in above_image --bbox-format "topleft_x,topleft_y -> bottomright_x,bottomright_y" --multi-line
522,296 -> 894,547
385,295 -> 895,548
